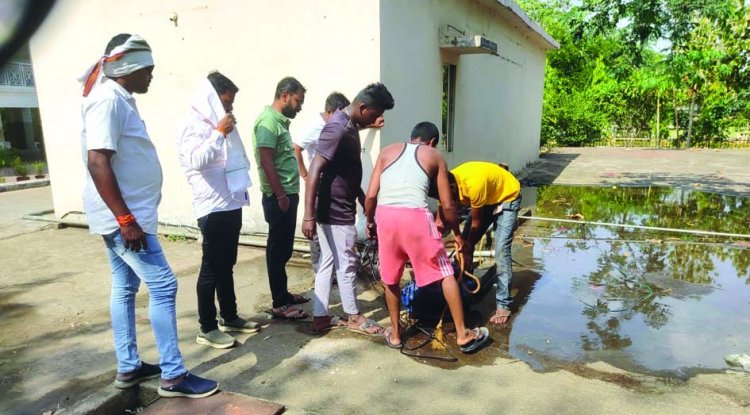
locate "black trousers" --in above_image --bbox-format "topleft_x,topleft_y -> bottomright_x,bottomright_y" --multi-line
262,193 -> 299,308
196,208 -> 242,332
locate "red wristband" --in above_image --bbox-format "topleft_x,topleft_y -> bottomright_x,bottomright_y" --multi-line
116,214 -> 136,227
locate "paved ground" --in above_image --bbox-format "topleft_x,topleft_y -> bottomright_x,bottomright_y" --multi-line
0,186 -> 54,239
518,148 -> 750,196
1,148 -> 749,414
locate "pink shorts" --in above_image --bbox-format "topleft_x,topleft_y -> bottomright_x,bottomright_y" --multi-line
375,205 -> 453,287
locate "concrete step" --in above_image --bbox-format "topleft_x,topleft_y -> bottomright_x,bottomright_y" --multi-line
141,391 -> 284,415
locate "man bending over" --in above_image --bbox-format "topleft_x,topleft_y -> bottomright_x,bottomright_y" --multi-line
440,161 -> 521,325
364,122 -> 490,353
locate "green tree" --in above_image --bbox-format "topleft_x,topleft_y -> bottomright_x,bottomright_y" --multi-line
520,0 -> 750,147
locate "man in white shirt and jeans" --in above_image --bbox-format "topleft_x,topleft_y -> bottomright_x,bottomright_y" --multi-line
293,92 -> 350,277
80,33 -> 217,398
177,72 -> 258,349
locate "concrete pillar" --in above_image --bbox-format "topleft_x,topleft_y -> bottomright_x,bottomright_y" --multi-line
0,109 -> 6,147
22,108 -> 36,149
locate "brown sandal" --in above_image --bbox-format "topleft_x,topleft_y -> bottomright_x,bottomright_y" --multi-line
269,305 -> 308,320
288,293 -> 310,305
346,315 -> 384,335
311,315 -> 346,334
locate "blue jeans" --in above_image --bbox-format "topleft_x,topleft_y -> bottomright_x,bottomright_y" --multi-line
493,197 -> 521,310
462,196 -> 521,310
102,231 -> 185,380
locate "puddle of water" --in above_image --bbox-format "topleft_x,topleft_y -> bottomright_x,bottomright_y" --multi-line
353,186 -> 749,378
505,186 -> 750,377
530,185 -> 750,240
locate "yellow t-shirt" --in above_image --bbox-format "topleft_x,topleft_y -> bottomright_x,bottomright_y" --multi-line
451,161 -> 520,208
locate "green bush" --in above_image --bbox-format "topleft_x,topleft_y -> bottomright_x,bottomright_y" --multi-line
0,147 -> 19,169
12,157 -> 29,177
33,161 -> 46,175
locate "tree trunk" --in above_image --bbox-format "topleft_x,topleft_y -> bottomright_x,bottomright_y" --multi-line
656,92 -> 661,148
673,90 -> 679,148
686,91 -> 696,148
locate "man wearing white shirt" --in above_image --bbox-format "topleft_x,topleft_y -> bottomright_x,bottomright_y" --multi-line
293,92 -> 350,276
177,72 -> 258,349
293,92 -> 350,181
81,33 -> 217,398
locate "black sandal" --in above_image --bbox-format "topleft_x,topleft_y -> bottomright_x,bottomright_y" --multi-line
459,327 -> 491,354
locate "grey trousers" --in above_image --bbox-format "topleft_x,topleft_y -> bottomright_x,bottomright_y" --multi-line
313,223 -> 359,317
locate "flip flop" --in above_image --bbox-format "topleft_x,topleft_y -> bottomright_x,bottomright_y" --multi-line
347,317 -> 384,336
268,305 -> 308,320
489,309 -> 512,325
288,293 -> 310,305
384,327 -> 402,349
459,327 -> 491,354
311,315 -> 346,334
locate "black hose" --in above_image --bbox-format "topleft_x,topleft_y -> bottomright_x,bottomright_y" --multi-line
399,325 -> 459,362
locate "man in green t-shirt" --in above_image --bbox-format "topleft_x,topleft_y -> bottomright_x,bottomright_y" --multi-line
252,76 -> 310,320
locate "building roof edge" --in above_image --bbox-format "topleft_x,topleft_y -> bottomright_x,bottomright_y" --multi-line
494,0 -> 560,50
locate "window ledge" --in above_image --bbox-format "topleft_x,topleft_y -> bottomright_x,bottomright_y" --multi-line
439,26 -> 497,55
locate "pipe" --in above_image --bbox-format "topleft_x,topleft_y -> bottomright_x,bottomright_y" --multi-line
518,235 -> 745,247
23,210 -> 315,252
522,215 -> 750,239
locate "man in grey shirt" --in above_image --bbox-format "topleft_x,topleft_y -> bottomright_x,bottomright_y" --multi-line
301,83 -> 394,334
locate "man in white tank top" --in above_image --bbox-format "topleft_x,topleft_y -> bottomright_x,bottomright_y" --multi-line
364,122 -> 490,353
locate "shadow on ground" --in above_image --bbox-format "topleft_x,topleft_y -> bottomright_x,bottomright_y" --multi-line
520,152 -> 580,186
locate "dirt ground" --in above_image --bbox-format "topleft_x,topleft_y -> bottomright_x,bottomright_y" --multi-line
1,148 -> 749,414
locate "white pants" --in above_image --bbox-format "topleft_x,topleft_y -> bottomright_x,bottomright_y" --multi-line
313,223 -> 359,317
310,233 -> 321,275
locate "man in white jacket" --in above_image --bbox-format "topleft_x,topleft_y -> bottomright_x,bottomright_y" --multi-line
177,72 -> 257,349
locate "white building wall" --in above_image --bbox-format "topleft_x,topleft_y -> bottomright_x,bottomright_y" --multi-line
30,0 -> 380,232
379,0 -> 549,172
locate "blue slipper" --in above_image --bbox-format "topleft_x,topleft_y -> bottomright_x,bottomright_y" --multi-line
459,327 -> 490,354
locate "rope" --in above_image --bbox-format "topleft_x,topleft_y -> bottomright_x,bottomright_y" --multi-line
431,308 -> 448,350
395,226 -> 524,361
453,240 -> 481,295
422,240 -> 482,353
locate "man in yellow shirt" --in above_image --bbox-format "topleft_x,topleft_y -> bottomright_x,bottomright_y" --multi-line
438,161 -> 521,325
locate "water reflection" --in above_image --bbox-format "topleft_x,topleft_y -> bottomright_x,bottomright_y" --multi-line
530,186 -> 750,284
505,186 -> 750,377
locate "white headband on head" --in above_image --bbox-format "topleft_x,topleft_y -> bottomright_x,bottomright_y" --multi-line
79,34 -> 153,96
102,50 -> 153,77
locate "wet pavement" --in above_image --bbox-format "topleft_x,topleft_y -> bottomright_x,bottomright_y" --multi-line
404,185 -> 750,378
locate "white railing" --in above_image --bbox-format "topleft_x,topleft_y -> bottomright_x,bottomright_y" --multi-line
0,61 -> 35,87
